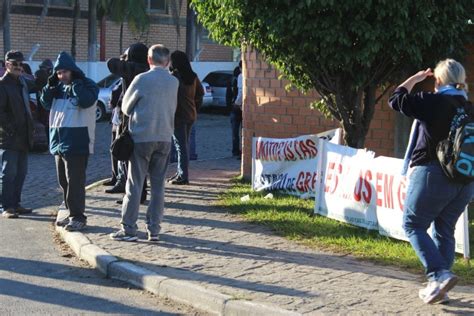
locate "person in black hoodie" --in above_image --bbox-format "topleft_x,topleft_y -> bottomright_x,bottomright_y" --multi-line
106,43 -> 149,202
167,51 -> 204,185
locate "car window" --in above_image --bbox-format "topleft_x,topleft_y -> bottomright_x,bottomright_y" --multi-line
203,72 -> 233,88
97,74 -> 120,88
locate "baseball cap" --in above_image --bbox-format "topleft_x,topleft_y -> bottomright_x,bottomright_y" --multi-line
5,50 -> 24,62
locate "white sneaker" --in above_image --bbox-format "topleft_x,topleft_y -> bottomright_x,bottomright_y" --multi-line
437,271 -> 458,295
418,281 -> 444,304
419,284 -> 450,304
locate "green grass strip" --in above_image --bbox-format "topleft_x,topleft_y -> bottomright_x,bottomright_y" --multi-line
217,178 -> 473,284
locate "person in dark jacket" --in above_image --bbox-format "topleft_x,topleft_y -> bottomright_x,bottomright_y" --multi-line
0,50 -> 36,218
230,62 -> 242,157
167,51 -> 204,185
35,59 -> 54,144
106,43 -> 149,198
388,59 -> 474,304
103,79 -> 123,187
40,52 -> 99,231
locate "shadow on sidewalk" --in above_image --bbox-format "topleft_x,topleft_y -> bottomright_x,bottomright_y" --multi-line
0,257 -> 168,315
133,256 -> 314,298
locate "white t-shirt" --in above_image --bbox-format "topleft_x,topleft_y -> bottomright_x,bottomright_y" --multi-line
234,74 -> 243,107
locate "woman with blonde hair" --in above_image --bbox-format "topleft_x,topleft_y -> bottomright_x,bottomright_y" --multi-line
389,59 -> 474,304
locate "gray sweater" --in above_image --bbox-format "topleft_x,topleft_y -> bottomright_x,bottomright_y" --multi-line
122,67 -> 179,143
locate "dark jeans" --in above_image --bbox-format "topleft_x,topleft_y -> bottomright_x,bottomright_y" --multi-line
110,130 -> 119,181
55,154 -> 88,222
230,109 -> 242,155
403,163 -> 474,281
173,122 -> 193,181
0,149 -> 28,210
190,125 -> 197,160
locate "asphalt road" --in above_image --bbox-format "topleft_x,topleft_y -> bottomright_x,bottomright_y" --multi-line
0,121 -> 205,315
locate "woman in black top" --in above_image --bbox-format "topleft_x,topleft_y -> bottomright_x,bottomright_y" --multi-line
389,59 -> 474,304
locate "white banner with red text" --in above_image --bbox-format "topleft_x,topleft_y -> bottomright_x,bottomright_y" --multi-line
251,129 -> 341,197
314,142 -> 469,256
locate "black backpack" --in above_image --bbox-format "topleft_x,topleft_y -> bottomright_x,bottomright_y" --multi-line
437,101 -> 474,183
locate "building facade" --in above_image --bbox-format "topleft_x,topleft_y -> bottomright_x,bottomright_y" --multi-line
1,0 -> 234,62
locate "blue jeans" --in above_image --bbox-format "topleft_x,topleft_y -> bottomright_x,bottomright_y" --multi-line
403,163 -> 474,281
0,149 -> 28,211
173,123 -> 193,181
230,109 -> 242,155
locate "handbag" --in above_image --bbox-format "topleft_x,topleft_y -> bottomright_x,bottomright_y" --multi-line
110,129 -> 134,161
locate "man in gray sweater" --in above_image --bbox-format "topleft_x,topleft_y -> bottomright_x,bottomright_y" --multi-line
110,44 -> 179,242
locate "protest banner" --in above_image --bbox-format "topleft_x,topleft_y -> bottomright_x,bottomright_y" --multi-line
314,142 -> 377,229
251,129 -> 341,197
315,143 -> 469,256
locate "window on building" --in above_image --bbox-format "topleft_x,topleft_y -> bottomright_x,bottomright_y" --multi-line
25,0 -> 69,6
148,0 -> 167,13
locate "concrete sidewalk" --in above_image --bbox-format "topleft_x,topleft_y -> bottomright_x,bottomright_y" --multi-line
65,157 -> 474,315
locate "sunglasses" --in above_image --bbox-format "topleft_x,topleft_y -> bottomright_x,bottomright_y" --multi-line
7,61 -> 24,67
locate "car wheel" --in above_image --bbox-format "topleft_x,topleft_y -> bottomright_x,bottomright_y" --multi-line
96,102 -> 106,122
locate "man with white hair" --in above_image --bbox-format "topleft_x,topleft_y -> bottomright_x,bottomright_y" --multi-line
110,44 -> 179,242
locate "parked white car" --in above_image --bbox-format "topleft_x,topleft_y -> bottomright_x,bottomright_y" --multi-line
202,81 -> 213,107
96,74 -> 121,121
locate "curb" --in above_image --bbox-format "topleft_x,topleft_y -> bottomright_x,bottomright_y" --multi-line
56,179 -> 301,316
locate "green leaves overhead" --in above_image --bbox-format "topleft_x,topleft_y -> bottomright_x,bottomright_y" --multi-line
192,0 -> 470,93
192,0 -> 471,147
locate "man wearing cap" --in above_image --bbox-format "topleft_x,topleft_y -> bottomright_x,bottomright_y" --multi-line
0,50 -> 36,218
40,51 -> 99,231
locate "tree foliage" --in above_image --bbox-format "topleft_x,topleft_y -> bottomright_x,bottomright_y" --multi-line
98,0 -> 149,34
192,0 -> 472,147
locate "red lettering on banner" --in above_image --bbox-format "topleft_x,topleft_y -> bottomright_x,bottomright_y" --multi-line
353,172 -> 364,202
285,143 -> 295,160
296,171 -> 318,192
376,172 -> 383,207
300,141 -> 311,158
293,140 -> 303,160
397,178 -> 407,211
363,170 -> 372,203
305,139 -> 318,157
325,162 -> 341,194
383,174 -> 394,209
354,170 -> 372,204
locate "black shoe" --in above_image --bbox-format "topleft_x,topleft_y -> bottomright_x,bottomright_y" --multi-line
105,184 -> 125,194
170,177 -> 189,185
103,178 -> 117,186
167,173 -> 179,182
116,197 -> 146,205
16,206 -> 33,214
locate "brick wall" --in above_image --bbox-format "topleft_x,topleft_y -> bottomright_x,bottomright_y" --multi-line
0,0 -> 233,62
241,46 -> 473,178
200,43 -> 233,61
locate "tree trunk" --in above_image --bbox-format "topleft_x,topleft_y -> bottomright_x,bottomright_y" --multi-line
71,0 -> 80,60
2,0 -> 11,55
99,15 -> 106,61
88,0 -> 97,61
337,85 -> 375,149
185,3 -> 196,61
119,22 -> 123,54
